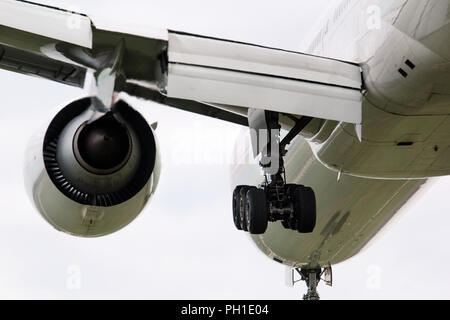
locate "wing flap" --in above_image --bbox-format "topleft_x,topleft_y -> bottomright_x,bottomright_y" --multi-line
166,31 -> 363,124
168,31 -> 361,89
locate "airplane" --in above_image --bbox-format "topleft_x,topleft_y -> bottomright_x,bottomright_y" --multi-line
1,0 -> 449,300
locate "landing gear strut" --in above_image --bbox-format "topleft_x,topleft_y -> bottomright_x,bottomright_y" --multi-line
232,110 -> 317,234
287,266 -> 333,300
301,268 -> 321,300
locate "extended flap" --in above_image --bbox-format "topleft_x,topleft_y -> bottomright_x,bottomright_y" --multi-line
166,31 -> 363,124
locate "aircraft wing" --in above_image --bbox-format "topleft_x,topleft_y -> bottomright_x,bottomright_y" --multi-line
0,0 -> 363,126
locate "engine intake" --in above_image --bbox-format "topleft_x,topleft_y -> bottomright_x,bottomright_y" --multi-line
74,112 -> 132,174
25,97 -> 160,237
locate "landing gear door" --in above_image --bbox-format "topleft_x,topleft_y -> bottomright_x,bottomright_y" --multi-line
323,265 -> 333,287
285,267 -> 295,288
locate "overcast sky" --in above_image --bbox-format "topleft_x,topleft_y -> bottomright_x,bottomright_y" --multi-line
1,0 -> 450,300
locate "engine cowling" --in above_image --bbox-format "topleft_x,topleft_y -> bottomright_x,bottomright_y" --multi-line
25,97 -> 160,237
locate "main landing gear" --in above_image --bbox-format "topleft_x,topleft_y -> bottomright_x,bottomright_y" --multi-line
232,110 -> 317,235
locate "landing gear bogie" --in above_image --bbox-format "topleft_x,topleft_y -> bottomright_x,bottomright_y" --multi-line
232,110 -> 317,235
232,183 -> 317,235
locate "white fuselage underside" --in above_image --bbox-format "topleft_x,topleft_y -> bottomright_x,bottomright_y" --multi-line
233,0 -> 450,267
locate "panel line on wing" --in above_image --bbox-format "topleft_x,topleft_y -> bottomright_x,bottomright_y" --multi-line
169,62 -> 362,92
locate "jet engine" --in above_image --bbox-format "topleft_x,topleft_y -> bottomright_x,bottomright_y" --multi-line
25,97 -> 160,237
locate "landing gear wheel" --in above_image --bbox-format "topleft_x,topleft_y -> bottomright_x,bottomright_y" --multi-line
246,188 -> 268,235
232,186 -> 244,230
239,186 -> 253,231
291,185 -> 316,233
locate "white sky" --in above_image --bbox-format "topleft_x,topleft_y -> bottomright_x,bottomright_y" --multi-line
1,0 -> 450,299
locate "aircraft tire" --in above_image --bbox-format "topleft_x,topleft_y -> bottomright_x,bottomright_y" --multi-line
246,188 -> 268,235
232,186 -> 245,230
292,185 -> 316,233
239,186 -> 254,231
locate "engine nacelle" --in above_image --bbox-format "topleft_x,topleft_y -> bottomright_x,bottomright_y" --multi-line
25,97 -> 160,237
